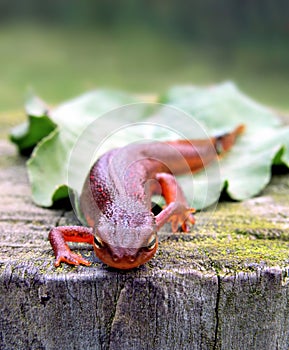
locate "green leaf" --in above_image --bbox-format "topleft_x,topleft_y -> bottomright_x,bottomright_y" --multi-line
160,82 -> 289,206
25,90 -> 142,206
10,83 -> 289,213
10,95 -> 56,153
160,82 -> 281,132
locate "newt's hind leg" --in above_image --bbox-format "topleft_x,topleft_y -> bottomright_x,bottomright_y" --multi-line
154,173 -> 195,232
49,226 -> 94,267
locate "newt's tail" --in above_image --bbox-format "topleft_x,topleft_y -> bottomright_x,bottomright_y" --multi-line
215,124 -> 245,154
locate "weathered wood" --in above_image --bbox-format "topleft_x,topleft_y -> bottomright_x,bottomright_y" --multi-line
1,139 -> 289,350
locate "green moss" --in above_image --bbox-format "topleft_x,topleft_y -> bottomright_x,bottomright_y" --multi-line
157,198 -> 289,274
199,235 -> 288,270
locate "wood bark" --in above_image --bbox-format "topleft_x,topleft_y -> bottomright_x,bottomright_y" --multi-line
0,139 -> 289,350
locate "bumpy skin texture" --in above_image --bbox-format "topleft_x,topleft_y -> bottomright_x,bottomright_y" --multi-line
49,125 -> 244,269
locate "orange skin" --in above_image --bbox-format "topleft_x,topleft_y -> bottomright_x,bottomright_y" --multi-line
49,125 -> 244,269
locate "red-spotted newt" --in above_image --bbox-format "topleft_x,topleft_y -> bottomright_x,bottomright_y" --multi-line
49,124 -> 244,269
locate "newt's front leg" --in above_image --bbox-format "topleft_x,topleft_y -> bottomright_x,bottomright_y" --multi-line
49,226 -> 94,267
154,173 -> 195,232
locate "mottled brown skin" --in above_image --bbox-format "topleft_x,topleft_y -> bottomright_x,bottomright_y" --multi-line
49,125 -> 244,269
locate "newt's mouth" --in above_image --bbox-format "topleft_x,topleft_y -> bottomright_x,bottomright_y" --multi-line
93,242 -> 158,270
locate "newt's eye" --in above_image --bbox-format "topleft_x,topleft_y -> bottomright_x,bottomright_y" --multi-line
94,235 -> 104,249
146,234 -> 157,250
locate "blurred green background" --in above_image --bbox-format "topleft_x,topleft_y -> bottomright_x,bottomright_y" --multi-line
0,0 -> 288,126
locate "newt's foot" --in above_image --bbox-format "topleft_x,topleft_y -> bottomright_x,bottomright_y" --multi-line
155,202 -> 196,232
54,251 -> 91,267
169,207 -> 196,233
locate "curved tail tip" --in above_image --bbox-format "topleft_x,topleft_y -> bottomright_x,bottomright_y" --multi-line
235,124 -> 246,135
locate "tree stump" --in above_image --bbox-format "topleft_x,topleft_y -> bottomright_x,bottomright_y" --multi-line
0,138 -> 289,350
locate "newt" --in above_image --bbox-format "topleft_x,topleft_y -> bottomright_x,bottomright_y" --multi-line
49,124 -> 244,269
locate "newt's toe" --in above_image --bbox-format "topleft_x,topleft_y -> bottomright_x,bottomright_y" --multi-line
170,208 -> 196,233
54,252 -> 91,267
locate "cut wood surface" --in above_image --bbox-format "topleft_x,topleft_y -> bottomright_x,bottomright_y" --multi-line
1,135 -> 289,350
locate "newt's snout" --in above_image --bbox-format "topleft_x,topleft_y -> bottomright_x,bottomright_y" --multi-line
111,253 -> 136,263
93,240 -> 158,270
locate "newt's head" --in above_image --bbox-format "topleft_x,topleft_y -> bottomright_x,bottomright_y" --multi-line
92,207 -> 158,269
